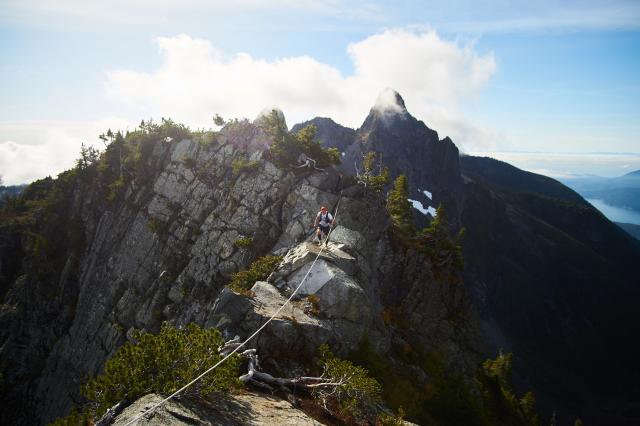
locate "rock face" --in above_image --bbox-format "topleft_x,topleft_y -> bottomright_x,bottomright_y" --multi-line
302,91 -> 640,425
291,117 -> 356,153
111,392 -> 324,426
1,89 -> 639,426
0,115 -> 480,425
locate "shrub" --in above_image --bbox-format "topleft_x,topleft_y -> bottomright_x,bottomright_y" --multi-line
234,236 -> 253,248
231,157 -> 260,176
82,323 -> 241,419
227,255 -> 282,296
315,344 -> 381,421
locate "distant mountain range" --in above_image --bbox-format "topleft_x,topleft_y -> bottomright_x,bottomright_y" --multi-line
560,170 -> 640,212
0,185 -> 26,206
616,222 -> 640,240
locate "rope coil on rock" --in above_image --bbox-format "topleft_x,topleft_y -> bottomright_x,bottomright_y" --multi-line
124,193 -> 343,425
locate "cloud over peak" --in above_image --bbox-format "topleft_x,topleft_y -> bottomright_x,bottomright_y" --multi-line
106,29 -> 496,139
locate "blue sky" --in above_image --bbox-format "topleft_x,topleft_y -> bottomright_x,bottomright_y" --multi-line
1,0 -> 639,184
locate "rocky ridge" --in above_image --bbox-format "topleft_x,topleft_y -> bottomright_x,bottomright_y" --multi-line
2,89 -> 639,425
0,114 -> 479,425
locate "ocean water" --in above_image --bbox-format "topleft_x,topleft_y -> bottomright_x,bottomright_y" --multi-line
587,199 -> 640,225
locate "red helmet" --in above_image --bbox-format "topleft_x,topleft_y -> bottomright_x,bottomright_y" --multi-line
321,206 -> 328,212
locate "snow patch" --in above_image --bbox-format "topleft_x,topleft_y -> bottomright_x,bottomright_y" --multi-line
409,198 -> 437,218
408,199 -> 428,215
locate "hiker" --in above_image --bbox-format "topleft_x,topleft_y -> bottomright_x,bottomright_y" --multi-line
313,206 -> 334,244
296,152 -> 324,172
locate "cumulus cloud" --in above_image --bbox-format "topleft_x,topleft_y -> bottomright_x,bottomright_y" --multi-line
2,29 -> 497,184
106,30 -> 496,147
0,117 -> 133,185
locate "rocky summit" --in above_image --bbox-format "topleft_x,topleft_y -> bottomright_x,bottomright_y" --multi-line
1,91 -> 639,426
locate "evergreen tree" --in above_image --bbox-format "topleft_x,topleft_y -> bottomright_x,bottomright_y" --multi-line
387,174 -> 415,236
418,205 -> 465,281
213,113 -> 226,126
477,351 -> 540,426
262,110 -> 339,169
357,151 -> 389,193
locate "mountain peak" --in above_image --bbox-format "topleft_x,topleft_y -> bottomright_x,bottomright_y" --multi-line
372,88 -> 407,115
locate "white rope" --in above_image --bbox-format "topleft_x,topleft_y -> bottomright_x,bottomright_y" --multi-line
124,195 -> 343,425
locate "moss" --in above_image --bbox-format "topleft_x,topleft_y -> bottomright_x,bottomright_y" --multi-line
227,255 -> 282,296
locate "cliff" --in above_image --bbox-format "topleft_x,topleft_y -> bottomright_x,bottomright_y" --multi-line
1,92 -> 639,425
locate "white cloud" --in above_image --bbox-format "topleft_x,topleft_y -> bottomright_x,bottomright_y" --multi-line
105,30 -> 496,144
0,118 -> 133,185
1,29 -> 496,184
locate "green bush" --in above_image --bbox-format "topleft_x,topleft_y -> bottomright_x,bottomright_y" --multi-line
315,344 -> 381,421
234,236 -> 254,248
231,157 -> 260,176
227,255 -> 283,295
82,323 -> 241,419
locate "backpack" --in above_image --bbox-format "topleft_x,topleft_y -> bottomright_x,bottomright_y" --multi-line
317,211 -> 333,225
